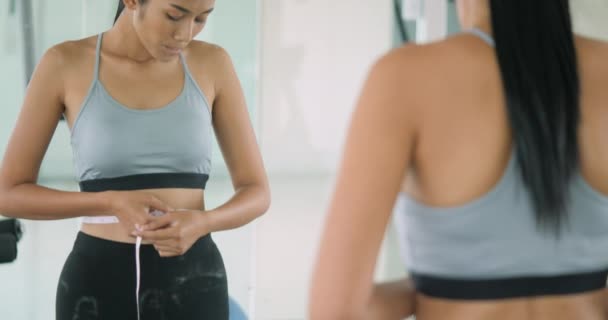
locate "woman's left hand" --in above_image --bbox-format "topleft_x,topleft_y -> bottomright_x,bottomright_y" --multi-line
134,210 -> 210,257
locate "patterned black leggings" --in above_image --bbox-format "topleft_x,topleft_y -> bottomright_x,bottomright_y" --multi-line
56,232 -> 228,320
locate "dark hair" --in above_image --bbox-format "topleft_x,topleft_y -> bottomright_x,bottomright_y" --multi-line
114,1 -> 125,24
490,0 -> 579,233
114,0 -> 148,24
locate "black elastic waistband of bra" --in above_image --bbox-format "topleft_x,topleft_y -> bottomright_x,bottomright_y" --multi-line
79,173 -> 209,192
410,269 -> 608,300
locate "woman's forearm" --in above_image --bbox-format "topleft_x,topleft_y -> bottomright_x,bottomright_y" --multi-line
309,278 -> 416,320
0,183 -> 110,220
204,184 -> 270,233
366,279 -> 417,320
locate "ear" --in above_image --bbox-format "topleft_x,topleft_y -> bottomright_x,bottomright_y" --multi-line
123,0 -> 139,10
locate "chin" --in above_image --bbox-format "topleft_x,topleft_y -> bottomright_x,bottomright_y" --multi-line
156,51 -> 175,62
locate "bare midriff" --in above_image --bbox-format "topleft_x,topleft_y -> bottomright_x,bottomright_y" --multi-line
80,188 -> 205,244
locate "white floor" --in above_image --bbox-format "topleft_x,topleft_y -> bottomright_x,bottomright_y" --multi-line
254,175 -> 334,320
0,174 -> 408,320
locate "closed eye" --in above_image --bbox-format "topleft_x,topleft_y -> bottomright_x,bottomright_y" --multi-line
166,14 -> 181,21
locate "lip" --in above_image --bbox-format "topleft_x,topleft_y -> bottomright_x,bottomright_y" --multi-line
164,45 -> 183,54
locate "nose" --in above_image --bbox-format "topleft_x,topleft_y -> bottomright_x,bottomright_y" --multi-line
173,20 -> 194,42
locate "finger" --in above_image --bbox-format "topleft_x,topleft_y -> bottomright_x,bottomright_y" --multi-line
148,196 -> 171,214
143,213 -> 175,231
132,214 -> 150,228
158,250 -> 180,258
154,245 -> 180,253
135,208 -> 159,227
151,238 -> 177,247
122,219 -> 147,234
137,227 -> 177,240
154,243 -> 179,251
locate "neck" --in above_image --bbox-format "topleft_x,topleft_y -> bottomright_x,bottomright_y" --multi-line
459,1 -> 493,36
105,13 -> 156,63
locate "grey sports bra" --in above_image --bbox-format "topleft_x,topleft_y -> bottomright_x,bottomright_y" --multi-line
393,29 -> 608,300
69,33 -> 213,193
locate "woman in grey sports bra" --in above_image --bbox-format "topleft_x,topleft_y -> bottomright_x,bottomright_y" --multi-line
0,1 -> 269,319
311,1 -> 608,320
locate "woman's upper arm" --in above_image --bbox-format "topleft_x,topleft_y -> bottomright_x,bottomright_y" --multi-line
210,46 -> 268,190
0,45 -> 67,189
310,49 -> 421,318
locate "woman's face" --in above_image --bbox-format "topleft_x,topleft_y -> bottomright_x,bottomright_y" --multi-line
131,0 -> 216,61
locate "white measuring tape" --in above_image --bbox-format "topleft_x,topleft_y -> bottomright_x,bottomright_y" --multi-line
135,235 -> 142,320
82,209 -> 166,320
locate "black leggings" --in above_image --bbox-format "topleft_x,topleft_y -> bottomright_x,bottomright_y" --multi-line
56,232 -> 228,320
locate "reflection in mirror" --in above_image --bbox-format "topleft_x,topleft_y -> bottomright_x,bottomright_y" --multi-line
0,1 -> 262,320
372,1 -> 608,320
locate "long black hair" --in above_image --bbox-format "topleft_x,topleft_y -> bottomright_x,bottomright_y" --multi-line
490,0 -> 579,232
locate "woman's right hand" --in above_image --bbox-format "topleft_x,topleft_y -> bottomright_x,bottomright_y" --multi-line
102,191 -> 171,235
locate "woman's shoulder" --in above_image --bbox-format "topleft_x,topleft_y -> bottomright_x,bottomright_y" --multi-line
184,40 -> 233,70
575,35 -> 608,68
380,34 -> 494,79
371,36 -> 488,98
389,33 -> 493,60
361,35 -> 500,126
40,36 -> 98,72
575,34 -> 608,48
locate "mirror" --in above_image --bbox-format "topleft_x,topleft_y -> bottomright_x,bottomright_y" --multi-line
0,1 -> 259,319
382,0 -> 608,296
2,1 -> 607,319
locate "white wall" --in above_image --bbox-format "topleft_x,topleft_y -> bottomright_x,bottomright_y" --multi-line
0,1 -> 26,159
572,0 -> 608,40
259,0 -> 394,176
254,1 -> 394,319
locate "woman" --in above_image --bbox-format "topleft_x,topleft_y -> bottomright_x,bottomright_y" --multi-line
310,1 -> 608,319
0,0 -> 270,319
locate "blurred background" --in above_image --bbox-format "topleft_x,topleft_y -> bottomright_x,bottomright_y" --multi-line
0,0 -> 607,319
